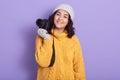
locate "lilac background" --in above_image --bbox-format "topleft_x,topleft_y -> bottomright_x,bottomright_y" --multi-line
0,0 -> 120,80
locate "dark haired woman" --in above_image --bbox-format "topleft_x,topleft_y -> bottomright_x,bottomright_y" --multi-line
35,4 -> 86,80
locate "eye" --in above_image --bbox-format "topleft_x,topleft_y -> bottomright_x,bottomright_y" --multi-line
56,12 -> 61,16
56,13 -> 60,16
64,15 -> 69,19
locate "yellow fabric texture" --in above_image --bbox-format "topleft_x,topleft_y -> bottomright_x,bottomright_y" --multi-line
35,30 -> 86,80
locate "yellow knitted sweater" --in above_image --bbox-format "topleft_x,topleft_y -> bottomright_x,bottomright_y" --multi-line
35,30 -> 86,80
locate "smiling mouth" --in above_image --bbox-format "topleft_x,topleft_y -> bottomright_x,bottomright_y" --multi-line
56,21 -> 63,24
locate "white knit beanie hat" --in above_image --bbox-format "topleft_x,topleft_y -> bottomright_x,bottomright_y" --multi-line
53,4 -> 74,20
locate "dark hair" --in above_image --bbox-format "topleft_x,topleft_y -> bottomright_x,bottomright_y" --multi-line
48,11 -> 75,38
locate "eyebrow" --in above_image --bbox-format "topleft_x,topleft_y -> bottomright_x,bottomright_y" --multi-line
57,11 -> 69,16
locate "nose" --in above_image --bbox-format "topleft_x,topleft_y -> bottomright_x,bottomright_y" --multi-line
58,16 -> 63,20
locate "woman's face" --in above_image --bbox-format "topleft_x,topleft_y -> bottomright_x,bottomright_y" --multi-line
54,9 -> 69,30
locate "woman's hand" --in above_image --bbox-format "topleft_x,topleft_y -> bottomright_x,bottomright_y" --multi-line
37,28 -> 50,39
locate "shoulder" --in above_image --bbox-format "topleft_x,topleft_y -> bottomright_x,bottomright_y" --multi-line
36,35 -> 41,39
71,35 -> 80,44
35,35 -> 43,42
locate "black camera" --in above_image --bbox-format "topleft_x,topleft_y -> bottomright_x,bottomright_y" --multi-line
36,19 -> 49,30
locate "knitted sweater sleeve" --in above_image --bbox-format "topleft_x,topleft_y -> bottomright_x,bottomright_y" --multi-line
35,35 -> 53,67
73,36 -> 86,80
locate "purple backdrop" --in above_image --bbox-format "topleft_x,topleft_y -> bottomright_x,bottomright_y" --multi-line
0,0 -> 120,80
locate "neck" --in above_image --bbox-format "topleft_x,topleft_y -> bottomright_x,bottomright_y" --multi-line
54,28 -> 65,33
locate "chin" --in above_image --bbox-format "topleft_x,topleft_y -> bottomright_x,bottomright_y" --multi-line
56,25 -> 61,28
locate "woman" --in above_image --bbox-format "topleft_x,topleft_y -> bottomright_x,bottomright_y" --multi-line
35,4 -> 86,80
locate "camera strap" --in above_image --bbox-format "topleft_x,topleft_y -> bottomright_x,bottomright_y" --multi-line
48,37 -> 55,67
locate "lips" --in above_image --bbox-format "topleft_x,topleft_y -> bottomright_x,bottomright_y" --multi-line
56,20 -> 63,24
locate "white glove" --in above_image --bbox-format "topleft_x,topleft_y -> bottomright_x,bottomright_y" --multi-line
37,28 -> 50,39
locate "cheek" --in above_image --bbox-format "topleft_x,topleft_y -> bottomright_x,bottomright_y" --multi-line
54,15 -> 58,20
64,19 -> 69,25
53,16 -> 58,23
53,17 -> 57,24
